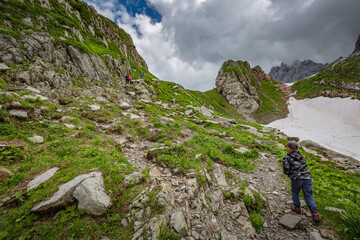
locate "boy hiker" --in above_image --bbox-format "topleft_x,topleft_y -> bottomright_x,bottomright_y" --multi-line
125,74 -> 131,84
282,141 -> 320,223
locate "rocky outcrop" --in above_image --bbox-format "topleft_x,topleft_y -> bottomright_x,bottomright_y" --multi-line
269,60 -> 325,83
0,167 -> 13,183
0,0 -> 150,93
215,60 -> 260,115
353,34 -> 360,54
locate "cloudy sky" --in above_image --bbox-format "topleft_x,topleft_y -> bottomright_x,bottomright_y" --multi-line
84,0 -> 360,91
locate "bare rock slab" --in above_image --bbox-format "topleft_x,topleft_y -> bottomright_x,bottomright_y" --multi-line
31,172 -> 101,213
9,109 -> 28,118
170,210 -> 188,235
279,214 -> 301,229
27,167 -> 59,191
310,231 -> 326,240
73,173 -> 112,215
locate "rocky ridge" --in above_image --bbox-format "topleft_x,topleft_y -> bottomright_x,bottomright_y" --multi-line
269,60 -> 325,83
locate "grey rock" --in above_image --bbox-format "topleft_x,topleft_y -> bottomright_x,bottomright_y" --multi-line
279,214 -> 301,229
213,163 -> 228,188
158,115 -> 175,125
0,63 -> 10,71
64,123 -> 75,129
269,60 -> 325,83
27,167 -> 59,191
89,104 -> 100,111
124,172 -> 144,187
73,173 -> 112,215
235,147 -> 250,153
119,101 -> 131,110
25,86 -> 41,94
254,139 -> 283,148
156,183 -> 173,207
310,231 -> 325,240
95,96 -> 108,102
170,210 -> 188,235
185,109 -> 193,116
28,136 -> 44,144
148,215 -> 167,239
221,230 -> 237,240
187,178 -> 198,199
31,172 -> 102,213
200,106 -> 212,118
9,109 -> 28,118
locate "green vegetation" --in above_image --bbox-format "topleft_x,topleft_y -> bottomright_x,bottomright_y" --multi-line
292,54 -> 360,99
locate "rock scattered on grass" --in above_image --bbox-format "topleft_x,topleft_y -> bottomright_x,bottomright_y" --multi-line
27,167 -> 59,191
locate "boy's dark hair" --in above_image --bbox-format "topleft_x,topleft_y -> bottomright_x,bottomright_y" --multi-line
286,141 -> 299,150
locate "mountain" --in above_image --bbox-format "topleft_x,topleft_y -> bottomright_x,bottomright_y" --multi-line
1,1 -> 360,239
0,0 -> 152,92
353,34 -> 360,54
215,60 -> 288,123
292,39 -> 360,100
269,60 -> 325,83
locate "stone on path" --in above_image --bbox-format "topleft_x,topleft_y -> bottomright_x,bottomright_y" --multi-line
170,210 -> 188,235
89,104 -> 100,111
9,109 -> 28,118
310,231 -> 326,240
221,230 -> 237,240
213,163 -> 228,188
0,167 -> 13,183
27,167 -> 59,191
28,136 -> 44,144
279,214 -> 301,229
123,172 -> 144,187
73,173 -> 112,215
31,172 -> 102,213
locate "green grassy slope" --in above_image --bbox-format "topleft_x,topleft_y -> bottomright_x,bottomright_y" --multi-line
292,53 -> 360,100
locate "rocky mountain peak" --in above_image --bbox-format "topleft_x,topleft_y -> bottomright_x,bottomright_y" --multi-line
353,34 -> 360,54
269,60 -> 325,83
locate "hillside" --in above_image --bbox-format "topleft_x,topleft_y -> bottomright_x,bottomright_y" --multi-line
1,1 -> 360,240
292,52 -> 360,100
215,60 -> 289,124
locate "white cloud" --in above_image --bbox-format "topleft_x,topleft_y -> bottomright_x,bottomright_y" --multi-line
85,0 -> 360,91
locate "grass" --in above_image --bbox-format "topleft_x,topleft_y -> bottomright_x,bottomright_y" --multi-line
292,53 -> 360,100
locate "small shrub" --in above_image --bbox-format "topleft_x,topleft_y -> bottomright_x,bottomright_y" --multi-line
243,194 -> 253,208
249,212 -> 264,232
158,223 -> 179,240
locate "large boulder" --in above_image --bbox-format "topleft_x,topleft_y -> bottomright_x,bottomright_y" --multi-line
170,210 -> 188,235
73,173 -> 112,215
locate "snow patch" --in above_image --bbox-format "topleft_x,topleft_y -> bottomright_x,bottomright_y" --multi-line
267,97 -> 360,161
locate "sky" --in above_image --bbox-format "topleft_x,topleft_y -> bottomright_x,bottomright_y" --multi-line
84,0 -> 360,91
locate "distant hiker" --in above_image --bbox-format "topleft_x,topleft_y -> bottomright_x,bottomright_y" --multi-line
282,141 -> 320,223
141,72 -> 145,78
125,74 -> 131,84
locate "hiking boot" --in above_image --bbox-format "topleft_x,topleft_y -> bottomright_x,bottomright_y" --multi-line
291,205 -> 301,214
312,213 -> 320,223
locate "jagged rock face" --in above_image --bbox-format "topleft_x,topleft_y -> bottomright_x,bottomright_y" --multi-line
215,60 -> 260,115
353,34 -> 360,54
269,60 -> 325,83
0,0 -> 148,90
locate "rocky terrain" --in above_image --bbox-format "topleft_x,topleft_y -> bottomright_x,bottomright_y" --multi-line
215,60 -> 288,124
269,60 -> 325,83
1,0 -> 360,240
292,37 -> 360,100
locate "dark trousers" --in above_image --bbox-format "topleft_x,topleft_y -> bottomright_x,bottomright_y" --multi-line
126,79 -> 130,84
291,179 -> 318,213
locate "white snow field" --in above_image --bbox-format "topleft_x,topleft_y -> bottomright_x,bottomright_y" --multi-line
267,97 -> 360,161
